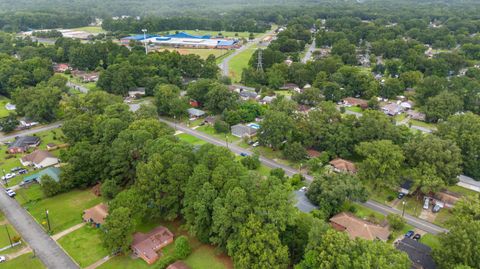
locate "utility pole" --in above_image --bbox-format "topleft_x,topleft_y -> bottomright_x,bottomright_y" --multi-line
256,49 -> 263,72
402,201 -> 406,217
45,210 -> 51,233
225,134 -> 229,149
5,225 -> 12,247
142,29 -> 148,55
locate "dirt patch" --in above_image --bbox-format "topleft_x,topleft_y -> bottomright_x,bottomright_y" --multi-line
419,209 -> 437,222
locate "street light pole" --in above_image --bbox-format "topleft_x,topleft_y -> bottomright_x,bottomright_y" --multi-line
141,29 -> 148,55
45,210 -> 51,233
402,201 -> 406,217
225,134 -> 229,149
5,225 -> 12,247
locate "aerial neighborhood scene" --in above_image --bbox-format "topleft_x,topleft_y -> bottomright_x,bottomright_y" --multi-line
0,0 -> 479,268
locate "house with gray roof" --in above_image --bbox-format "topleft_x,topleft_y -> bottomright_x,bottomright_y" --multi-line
395,238 -> 436,269
231,124 -> 257,138
187,108 -> 206,118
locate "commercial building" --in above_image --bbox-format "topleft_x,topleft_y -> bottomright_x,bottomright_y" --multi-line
121,32 -> 240,49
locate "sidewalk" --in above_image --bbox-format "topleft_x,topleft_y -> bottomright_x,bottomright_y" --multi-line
52,223 -> 85,241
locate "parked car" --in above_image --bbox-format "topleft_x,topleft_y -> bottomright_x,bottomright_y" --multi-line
397,192 -> 406,199
252,142 -> 260,147
423,197 -> 430,210
10,167 -> 21,172
405,230 -> 414,238
5,188 -> 16,198
0,256 -> 5,262
240,153 -> 248,157
1,173 -> 15,181
300,186 -> 307,192
432,204 -> 441,213
18,169 -> 28,175
413,234 -> 421,241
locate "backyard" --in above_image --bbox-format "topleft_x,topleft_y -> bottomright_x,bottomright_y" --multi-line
58,225 -> 109,267
0,95 -> 12,118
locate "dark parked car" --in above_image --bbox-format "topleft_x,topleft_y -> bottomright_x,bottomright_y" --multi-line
18,169 -> 28,174
10,167 -> 21,172
240,153 -> 248,157
397,192 -> 406,199
405,230 -> 414,238
413,234 -> 421,241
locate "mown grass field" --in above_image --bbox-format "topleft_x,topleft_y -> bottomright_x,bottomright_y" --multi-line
22,189 -> 103,234
0,253 -> 45,269
156,48 -> 230,60
71,26 -> 106,34
58,225 -> 109,267
228,45 -> 257,83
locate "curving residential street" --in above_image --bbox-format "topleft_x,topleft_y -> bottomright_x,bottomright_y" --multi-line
158,117 -> 448,235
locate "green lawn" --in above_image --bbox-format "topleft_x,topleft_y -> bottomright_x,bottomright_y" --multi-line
58,225 -> 109,267
420,234 -> 441,250
195,125 -> 240,144
347,203 -> 386,224
409,119 -> 437,130
394,195 -> 422,217
0,223 -> 19,249
0,253 -> 45,269
228,45 -> 257,83
71,26 -> 106,34
445,185 -> 478,197
176,133 -> 207,146
346,106 -> 363,113
22,189 -> 103,234
366,185 -> 398,205
96,255 -> 153,269
163,30 -> 261,39
16,184 -> 45,205
183,246 -> 229,269
0,95 -> 12,118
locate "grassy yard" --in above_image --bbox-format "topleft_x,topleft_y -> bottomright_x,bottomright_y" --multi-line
420,234 -> 441,250
16,184 -> 45,205
346,202 -> 386,224
409,119 -> 437,130
366,185 -> 398,205
0,253 -> 45,269
183,245 -> 230,269
22,189 -> 103,234
0,223 -> 19,249
346,106 -> 363,113
71,26 -> 106,34
163,30 -> 261,39
195,125 -> 240,144
58,225 -> 109,267
0,95 -> 12,118
177,133 -> 207,146
228,45 -> 257,83
394,195 -> 422,217
445,185 -> 478,197
156,48 -> 230,60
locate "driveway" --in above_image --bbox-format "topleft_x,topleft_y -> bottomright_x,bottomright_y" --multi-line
0,189 -> 79,269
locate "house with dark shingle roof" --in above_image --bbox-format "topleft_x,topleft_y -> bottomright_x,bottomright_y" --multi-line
395,237 -> 436,269
8,136 -> 40,154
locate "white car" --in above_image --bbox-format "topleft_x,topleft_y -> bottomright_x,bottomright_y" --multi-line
252,142 -> 260,147
0,255 -> 5,262
5,189 -> 16,198
1,173 -> 16,180
423,197 -> 430,210
300,186 -> 308,192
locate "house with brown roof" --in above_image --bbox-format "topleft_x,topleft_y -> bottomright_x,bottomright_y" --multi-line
167,261 -> 191,269
132,226 -> 174,264
83,203 -> 108,227
20,150 -> 59,169
329,158 -> 357,174
342,97 -> 368,109
330,212 -> 390,241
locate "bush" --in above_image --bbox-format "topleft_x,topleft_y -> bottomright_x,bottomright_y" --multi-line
12,235 -> 21,243
214,120 -> 230,134
387,214 -> 406,231
41,175 -> 62,197
386,195 -> 395,202
174,236 -> 191,259
289,174 -> 305,188
348,205 -> 357,214
154,255 -> 176,269
241,154 -> 260,170
270,168 -> 285,180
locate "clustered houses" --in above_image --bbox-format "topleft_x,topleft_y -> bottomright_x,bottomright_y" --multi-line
8,136 -> 41,154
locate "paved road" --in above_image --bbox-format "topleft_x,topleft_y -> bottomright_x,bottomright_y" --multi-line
301,38 -> 316,64
66,81 -> 89,94
219,29 -> 276,77
0,189 -> 79,268
159,118 -> 448,234
458,174 -> 480,192
0,122 -> 62,142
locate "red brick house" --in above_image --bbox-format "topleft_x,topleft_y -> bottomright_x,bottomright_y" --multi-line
132,226 -> 174,264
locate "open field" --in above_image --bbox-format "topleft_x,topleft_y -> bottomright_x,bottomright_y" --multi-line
228,45 -> 257,83
177,133 -> 207,146
0,95 -> 12,118
22,189 -> 103,234
71,26 -> 106,34
58,225 -> 109,267
0,253 -> 45,269
163,30 -> 261,39
195,125 -> 240,144
156,48 -> 230,59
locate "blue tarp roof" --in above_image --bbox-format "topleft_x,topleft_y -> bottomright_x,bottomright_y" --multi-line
167,32 -> 210,39
156,37 -> 171,41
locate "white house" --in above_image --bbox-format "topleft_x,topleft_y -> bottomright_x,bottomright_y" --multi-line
21,150 -> 59,169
